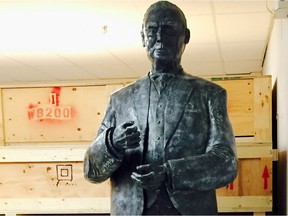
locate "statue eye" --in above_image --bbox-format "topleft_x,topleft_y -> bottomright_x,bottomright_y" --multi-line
163,27 -> 174,35
146,26 -> 158,36
162,25 -> 179,35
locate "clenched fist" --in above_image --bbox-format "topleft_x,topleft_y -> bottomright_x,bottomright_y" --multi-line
131,164 -> 167,190
112,121 -> 141,151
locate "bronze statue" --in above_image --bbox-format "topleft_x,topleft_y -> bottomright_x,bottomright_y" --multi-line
84,1 -> 238,215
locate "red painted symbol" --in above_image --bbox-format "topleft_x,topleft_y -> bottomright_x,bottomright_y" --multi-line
229,182 -> 234,190
50,87 -> 61,106
27,87 -> 73,121
262,165 -> 270,190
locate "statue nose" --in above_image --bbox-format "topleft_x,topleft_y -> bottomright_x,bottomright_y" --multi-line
156,27 -> 162,42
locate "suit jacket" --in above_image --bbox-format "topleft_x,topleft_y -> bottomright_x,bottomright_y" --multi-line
84,73 -> 238,215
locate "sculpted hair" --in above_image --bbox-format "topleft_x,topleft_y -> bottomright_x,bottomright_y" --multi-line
142,1 -> 187,29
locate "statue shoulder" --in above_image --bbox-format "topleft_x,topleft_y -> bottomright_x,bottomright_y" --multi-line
183,73 -> 225,94
110,75 -> 148,98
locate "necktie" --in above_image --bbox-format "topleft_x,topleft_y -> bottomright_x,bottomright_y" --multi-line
150,73 -> 175,94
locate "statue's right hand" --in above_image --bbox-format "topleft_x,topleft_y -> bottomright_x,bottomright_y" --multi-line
112,121 -> 141,151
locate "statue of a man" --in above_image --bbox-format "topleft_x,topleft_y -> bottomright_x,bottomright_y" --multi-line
84,1 -> 238,215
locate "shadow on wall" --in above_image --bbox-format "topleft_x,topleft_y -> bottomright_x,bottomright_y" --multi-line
272,79 -> 287,215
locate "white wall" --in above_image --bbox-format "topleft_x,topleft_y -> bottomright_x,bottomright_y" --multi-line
263,18 -> 288,215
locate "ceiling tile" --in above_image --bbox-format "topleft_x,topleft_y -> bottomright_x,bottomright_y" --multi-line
0,1 -> 275,83
213,1 -> 272,14
225,60 -> 262,74
0,66 -> 55,82
58,51 -> 121,66
174,1 -> 212,16
35,65 -> 98,81
183,61 -> 224,76
188,15 -> 217,44
0,71 -> 17,83
127,63 -> 151,77
82,64 -> 138,79
133,0 -> 212,17
0,54 -> 26,67
3,52 -> 73,66
183,43 -> 221,62
216,13 -> 272,42
108,47 -> 149,65
221,41 -> 266,61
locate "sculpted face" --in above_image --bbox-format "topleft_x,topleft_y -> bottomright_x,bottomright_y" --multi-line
141,1 -> 190,67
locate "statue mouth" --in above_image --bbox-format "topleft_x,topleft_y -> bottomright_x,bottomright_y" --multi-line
154,48 -> 168,56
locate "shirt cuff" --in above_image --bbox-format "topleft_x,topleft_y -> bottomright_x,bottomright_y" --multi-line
106,127 -> 124,159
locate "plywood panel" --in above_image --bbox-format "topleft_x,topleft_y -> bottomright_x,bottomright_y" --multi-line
216,174 -> 239,196
253,76 -> 272,142
2,86 -> 112,143
0,162 -> 110,198
0,196 -> 273,214
238,158 -> 272,196
0,88 -> 4,146
214,79 -> 254,137
217,157 -> 273,197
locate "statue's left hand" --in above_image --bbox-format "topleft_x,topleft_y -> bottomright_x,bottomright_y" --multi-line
131,164 -> 167,190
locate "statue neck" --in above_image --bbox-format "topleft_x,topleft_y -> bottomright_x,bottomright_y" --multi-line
151,59 -> 183,75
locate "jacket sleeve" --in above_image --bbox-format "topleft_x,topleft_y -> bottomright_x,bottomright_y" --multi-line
166,89 -> 238,192
83,96 -> 124,183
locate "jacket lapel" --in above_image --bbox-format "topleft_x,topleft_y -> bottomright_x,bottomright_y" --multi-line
131,74 -> 195,149
164,76 -> 195,146
131,76 -> 150,133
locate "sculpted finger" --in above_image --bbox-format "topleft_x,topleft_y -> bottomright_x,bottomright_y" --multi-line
131,171 -> 142,179
122,121 -> 135,129
125,126 -> 139,135
125,132 -> 141,142
127,142 -> 140,149
136,164 -> 151,173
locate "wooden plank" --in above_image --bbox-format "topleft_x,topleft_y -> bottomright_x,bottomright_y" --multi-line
217,196 -> 272,212
216,174 -> 239,196
238,158 -> 272,196
214,79 -> 254,137
2,86 -> 109,143
0,144 -> 273,163
0,162 -> 110,198
0,146 -> 89,162
1,84 -> 124,145
217,157 -> 272,197
0,198 -> 110,214
236,144 -> 273,159
0,159 -> 272,199
0,88 -> 5,146
0,196 -> 271,214
253,213 -> 266,216
253,76 -> 272,143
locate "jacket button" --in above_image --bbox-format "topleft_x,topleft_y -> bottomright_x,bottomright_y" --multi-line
156,189 -> 160,195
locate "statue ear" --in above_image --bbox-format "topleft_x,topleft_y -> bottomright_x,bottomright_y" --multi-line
184,28 -> 190,44
141,31 -> 145,47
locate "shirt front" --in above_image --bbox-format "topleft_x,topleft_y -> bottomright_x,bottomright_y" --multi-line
143,72 -> 180,215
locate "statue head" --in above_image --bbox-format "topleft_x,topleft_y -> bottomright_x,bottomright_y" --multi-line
141,1 -> 190,69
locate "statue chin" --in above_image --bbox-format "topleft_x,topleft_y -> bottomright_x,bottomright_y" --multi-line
152,55 -> 174,63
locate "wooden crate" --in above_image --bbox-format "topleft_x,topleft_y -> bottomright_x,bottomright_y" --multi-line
1,85 -> 122,144
0,146 -> 274,215
0,148 -> 111,215
0,76 -> 273,216
212,76 -> 274,215
212,76 -> 272,143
